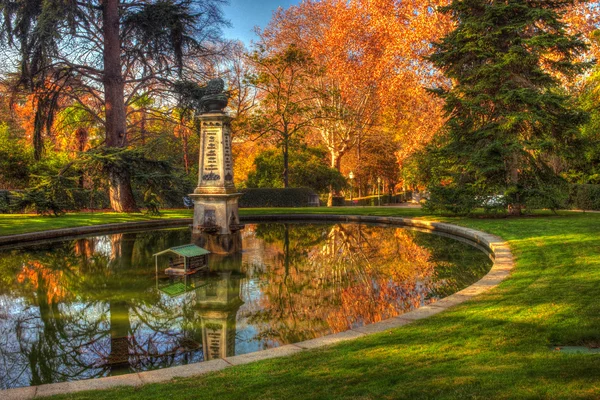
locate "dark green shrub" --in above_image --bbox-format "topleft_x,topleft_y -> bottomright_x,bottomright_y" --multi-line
239,188 -> 318,208
12,188 -> 66,215
0,191 -> 9,213
331,196 -> 345,206
83,145 -> 193,210
11,172 -> 82,215
423,185 -> 480,216
520,186 -> 569,213
399,191 -> 413,203
572,184 -> 600,211
81,189 -> 111,210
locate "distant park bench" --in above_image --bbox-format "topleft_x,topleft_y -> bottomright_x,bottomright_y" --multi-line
183,196 -> 194,208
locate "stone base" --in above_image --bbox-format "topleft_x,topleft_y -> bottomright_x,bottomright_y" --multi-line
192,232 -> 242,255
190,192 -> 243,235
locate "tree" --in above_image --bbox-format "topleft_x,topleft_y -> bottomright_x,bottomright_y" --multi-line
0,123 -> 31,189
429,0 -> 589,214
246,146 -> 346,193
246,44 -> 319,188
0,0 -> 227,212
224,41 -> 258,138
260,0 -> 451,205
345,133 -> 401,196
567,31 -> 600,184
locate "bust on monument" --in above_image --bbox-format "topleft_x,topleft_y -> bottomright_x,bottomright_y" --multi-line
197,78 -> 229,113
174,77 -> 229,114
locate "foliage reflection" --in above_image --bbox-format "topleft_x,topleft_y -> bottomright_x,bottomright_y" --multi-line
0,223 -> 491,389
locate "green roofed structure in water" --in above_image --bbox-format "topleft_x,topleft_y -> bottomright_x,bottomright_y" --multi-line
154,244 -> 210,276
154,244 -> 211,258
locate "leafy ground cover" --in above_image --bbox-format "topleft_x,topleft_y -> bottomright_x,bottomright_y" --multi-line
2,208 -> 599,399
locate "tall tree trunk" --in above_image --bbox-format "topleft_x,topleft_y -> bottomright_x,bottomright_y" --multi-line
507,152 -> 521,216
282,135 -> 289,188
75,127 -> 88,188
357,140 -> 362,198
140,108 -> 146,145
179,124 -> 190,173
182,133 -> 190,174
327,152 -> 342,207
102,0 -> 139,212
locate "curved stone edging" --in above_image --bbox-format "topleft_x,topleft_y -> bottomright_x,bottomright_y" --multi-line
1,215 -> 514,400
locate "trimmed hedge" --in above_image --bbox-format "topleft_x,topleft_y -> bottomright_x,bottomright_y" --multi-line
346,193 -> 411,206
331,196 -> 345,206
239,188 -> 319,208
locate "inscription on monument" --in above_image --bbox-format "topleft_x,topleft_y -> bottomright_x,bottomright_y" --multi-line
223,130 -> 233,182
206,329 -> 222,359
202,129 -> 221,181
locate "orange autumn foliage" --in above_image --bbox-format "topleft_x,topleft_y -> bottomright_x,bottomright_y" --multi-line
17,261 -> 67,304
260,0 -> 453,172
564,1 -> 600,60
246,224 -> 436,341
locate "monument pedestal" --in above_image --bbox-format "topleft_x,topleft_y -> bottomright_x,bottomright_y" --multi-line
190,111 -> 243,254
190,193 -> 242,234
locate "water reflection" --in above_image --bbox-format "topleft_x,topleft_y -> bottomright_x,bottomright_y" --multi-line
0,223 -> 491,389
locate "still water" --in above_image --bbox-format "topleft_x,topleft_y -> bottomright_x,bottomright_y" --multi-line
0,222 -> 492,389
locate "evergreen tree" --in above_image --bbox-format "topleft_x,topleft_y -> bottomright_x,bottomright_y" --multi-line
429,0 -> 589,214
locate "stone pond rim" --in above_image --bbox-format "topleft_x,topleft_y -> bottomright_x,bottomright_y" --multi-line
0,214 -> 514,399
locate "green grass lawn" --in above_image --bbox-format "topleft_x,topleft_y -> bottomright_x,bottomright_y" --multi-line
0,209 -> 193,236
2,208 -> 599,399
0,207 -> 428,236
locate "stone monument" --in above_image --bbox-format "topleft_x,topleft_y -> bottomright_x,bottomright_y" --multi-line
190,79 -> 244,254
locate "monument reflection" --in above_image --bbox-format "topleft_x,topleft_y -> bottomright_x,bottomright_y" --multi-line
156,252 -> 244,361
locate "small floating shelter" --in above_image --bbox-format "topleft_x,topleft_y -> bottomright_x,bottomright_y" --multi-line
153,244 -> 210,276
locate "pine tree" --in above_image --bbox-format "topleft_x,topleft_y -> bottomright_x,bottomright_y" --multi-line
429,0 -> 589,214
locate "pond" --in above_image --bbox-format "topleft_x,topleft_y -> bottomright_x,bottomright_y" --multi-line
0,222 -> 492,389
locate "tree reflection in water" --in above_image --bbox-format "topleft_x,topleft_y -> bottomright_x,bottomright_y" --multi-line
0,223 -> 491,389
243,224 -> 439,343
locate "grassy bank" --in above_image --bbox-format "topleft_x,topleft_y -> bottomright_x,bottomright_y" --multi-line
0,209 -> 193,236
2,209 -> 599,399
0,207 -> 429,236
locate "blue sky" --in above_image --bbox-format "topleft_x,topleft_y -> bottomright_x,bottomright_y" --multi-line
221,0 -> 300,47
